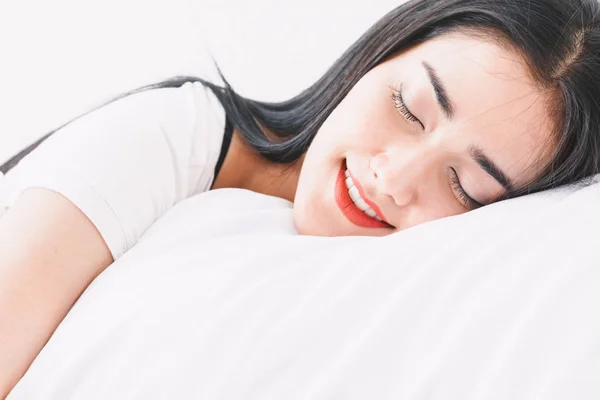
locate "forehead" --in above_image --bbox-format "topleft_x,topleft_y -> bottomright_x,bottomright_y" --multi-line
383,33 -> 555,186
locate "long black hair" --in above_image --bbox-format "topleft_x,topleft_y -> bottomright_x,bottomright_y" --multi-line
3,0 -> 600,200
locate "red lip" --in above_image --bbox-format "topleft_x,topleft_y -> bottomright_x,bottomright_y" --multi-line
334,161 -> 391,229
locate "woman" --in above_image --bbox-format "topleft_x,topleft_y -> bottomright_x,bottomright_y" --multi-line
1,0 -> 600,396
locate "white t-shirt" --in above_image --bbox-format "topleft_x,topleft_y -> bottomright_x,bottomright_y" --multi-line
0,81 -> 228,261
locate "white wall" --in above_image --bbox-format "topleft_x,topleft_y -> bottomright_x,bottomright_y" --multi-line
0,0 -> 403,165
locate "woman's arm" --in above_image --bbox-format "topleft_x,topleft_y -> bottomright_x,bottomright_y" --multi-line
0,188 -> 113,399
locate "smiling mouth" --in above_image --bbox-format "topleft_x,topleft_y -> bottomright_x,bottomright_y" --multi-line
334,160 -> 394,229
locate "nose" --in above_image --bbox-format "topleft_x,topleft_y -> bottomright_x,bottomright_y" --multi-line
370,146 -> 438,207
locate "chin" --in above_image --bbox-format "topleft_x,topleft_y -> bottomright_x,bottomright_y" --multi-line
293,204 -> 398,237
292,204 -> 370,237
293,211 -> 329,236
293,202 -> 338,236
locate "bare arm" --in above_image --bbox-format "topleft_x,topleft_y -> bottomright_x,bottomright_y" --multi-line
0,188 -> 113,398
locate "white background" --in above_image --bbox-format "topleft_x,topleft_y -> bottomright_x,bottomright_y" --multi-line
0,0 -> 403,165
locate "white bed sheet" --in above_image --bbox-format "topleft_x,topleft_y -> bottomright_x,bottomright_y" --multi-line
8,180 -> 600,399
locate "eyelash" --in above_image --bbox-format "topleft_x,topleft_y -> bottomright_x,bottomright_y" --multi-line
390,84 -> 424,129
450,168 -> 483,210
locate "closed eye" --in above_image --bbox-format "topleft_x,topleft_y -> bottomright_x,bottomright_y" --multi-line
449,168 -> 483,210
390,84 -> 424,129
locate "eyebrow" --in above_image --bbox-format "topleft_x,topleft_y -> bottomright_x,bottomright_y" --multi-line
469,145 -> 514,192
422,61 -> 455,120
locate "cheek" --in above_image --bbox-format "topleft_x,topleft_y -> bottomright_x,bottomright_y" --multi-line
292,185 -> 338,236
291,143 -> 339,235
291,75 -> 393,235
292,198 -> 316,235
313,98 -> 391,160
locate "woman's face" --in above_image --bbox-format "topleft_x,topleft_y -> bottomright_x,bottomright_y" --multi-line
293,32 -> 554,236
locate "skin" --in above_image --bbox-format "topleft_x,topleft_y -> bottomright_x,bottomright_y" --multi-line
213,32 -> 555,237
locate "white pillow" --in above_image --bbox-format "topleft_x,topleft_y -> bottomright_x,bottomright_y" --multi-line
8,179 -> 600,399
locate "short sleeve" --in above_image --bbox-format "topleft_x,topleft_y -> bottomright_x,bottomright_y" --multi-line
0,81 -> 226,261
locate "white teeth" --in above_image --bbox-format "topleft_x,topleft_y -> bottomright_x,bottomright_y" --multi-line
343,168 -> 383,222
364,208 -> 377,218
348,186 -> 361,202
355,198 -> 369,211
